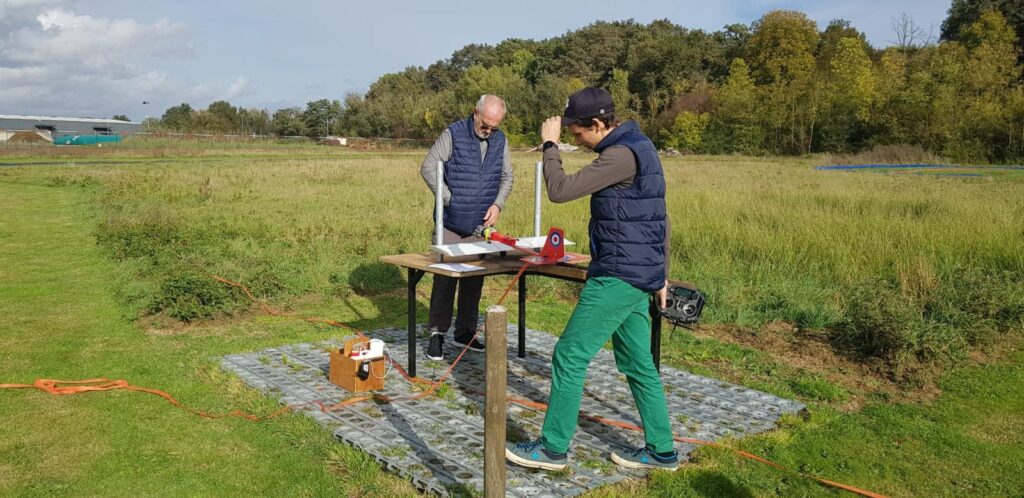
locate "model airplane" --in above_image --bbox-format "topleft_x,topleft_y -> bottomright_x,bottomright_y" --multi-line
432,226 -> 585,265
484,226 -> 587,265
428,160 -> 584,265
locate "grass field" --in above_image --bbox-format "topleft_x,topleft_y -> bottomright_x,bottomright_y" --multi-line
1,141 -> 1022,496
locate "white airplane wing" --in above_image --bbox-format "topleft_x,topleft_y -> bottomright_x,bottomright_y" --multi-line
431,237 -> 574,258
514,236 -> 575,250
432,241 -> 520,257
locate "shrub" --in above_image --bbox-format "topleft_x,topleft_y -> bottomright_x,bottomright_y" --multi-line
348,263 -> 405,296
828,268 -> 1024,382
925,269 -> 1024,347
660,112 -> 711,153
234,257 -> 295,298
97,209 -> 204,262
149,268 -> 242,322
832,278 -> 933,379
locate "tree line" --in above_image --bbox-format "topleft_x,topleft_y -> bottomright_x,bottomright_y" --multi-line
153,4 -> 1024,163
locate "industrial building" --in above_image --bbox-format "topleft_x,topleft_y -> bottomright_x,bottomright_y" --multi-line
0,114 -> 141,142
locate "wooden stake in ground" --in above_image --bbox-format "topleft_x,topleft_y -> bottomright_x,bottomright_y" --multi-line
484,305 -> 507,497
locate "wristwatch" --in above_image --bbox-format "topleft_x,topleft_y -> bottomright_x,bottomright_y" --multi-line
542,140 -> 557,151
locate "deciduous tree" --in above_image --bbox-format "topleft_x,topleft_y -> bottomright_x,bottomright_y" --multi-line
271,107 -> 307,137
746,10 -> 820,153
941,0 -> 1024,58
161,103 -> 194,132
302,99 -> 343,137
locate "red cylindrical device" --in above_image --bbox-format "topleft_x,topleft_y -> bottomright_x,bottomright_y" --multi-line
480,227 -> 518,247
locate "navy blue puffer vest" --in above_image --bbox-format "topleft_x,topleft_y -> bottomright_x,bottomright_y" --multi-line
587,120 -> 667,292
443,116 -> 505,237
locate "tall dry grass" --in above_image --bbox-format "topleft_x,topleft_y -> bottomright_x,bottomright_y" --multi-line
817,144 -> 949,166
6,146 -> 1022,380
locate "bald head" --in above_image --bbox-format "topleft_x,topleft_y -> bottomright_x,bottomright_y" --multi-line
473,94 -> 506,139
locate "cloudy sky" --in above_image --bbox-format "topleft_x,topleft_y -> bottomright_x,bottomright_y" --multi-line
0,0 -> 949,121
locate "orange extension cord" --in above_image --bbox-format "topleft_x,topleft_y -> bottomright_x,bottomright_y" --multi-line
2,267 -> 886,498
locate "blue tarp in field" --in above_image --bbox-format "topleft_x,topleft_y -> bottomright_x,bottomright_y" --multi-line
816,163 -> 1024,171
53,134 -> 122,146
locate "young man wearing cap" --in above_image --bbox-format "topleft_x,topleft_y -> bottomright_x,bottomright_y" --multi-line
506,87 -> 677,471
419,95 -> 514,360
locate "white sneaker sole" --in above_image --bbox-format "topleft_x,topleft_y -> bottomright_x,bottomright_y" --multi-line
505,448 -> 567,471
611,452 -> 679,471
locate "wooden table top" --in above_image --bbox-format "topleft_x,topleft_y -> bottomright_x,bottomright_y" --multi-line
380,252 -> 590,282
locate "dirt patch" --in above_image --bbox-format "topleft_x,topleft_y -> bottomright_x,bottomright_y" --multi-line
345,138 -> 379,151
693,322 -> 942,410
140,294 -> 393,338
967,335 -> 1023,364
141,311 -> 263,337
7,131 -> 51,144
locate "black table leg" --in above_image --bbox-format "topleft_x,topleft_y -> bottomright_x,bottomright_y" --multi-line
650,297 -> 662,372
407,269 -> 425,377
518,274 -> 526,358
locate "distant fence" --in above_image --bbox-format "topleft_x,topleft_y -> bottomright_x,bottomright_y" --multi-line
131,132 -> 434,148
0,129 -> 437,149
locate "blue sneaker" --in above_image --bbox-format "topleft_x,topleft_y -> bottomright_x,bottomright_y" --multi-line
611,445 -> 679,471
505,439 -> 568,471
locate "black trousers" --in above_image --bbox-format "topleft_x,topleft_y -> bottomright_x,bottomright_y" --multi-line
428,274 -> 484,341
428,228 -> 484,341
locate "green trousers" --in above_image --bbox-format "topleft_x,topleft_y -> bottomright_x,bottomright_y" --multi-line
540,276 -> 674,454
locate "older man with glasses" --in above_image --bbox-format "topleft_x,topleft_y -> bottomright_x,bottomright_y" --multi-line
419,95 -> 514,361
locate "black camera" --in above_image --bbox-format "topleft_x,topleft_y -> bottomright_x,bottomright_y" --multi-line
660,283 -> 706,327
357,360 -> 371,381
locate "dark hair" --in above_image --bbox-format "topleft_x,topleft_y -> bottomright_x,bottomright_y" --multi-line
574,113 -> 619,129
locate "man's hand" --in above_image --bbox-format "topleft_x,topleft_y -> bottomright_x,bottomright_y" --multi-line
483,204 -> 501,227
541,116 -> 561,144
656,280 -> 668,309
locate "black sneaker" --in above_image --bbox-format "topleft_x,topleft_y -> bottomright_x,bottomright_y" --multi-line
426,332 -> 444,360
452,335 -> 484,352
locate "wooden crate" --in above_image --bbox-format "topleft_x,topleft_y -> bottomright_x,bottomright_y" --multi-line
328,337 -> 386,393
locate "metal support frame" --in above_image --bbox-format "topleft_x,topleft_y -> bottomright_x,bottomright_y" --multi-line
534,160 -> 542,237
518,275 -> 527,358
407,268 -> 425,377
434,160 -> 443,250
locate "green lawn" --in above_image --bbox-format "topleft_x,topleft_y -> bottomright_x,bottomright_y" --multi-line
0,181 -> 417,497
590,345 -> 1024,497
1,143 -> 1022,496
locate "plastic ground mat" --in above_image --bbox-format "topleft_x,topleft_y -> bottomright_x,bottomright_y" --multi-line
222,325 -> 805,497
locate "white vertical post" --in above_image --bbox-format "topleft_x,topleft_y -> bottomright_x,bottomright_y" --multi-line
534,160 -> 543,237
435,160 -> 444,246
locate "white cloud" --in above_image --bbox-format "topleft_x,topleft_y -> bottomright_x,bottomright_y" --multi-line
3,8 -> 189,68
0,5 -> 189,116
223,76 -> 249,100
0,0 -> 65,20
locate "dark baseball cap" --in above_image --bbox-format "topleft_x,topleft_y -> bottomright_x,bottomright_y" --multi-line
561,87 -> 615,126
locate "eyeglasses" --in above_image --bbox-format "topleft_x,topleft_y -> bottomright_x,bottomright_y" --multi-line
479,122 -> 500,132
